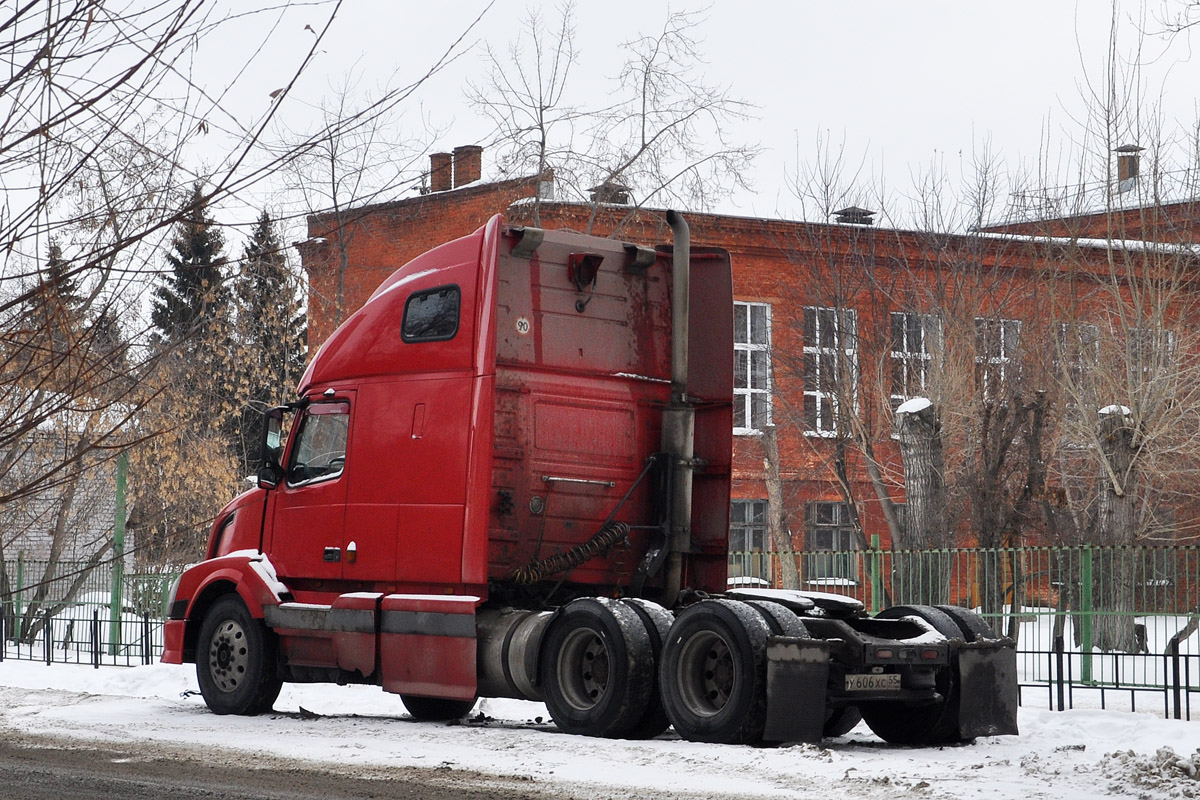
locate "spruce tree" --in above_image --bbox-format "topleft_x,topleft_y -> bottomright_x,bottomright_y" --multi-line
232,210 -> 307,472
151,182 -> 228,345
43,241 -> 81,312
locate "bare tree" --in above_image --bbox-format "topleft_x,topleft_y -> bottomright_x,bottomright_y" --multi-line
0,1 -> 487,629
894,399 -> 949,604
470,5 -> 758,236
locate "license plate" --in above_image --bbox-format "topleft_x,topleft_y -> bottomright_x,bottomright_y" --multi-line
844,673 -> 901,691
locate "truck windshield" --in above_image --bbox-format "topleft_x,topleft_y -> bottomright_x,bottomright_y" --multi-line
287,402 -> 350,486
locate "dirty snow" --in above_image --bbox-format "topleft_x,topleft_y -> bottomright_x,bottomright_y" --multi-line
0,658 -> 1198,799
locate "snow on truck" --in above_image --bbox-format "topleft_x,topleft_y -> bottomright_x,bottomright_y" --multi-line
162,212 -> 1018,746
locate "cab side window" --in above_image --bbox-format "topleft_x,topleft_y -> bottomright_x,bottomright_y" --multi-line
402,285 -> 460,342
287,402 -> 350,486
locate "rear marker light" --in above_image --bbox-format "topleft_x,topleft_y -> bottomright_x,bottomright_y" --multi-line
875,648 -> 894,659
922,649 -> 941,660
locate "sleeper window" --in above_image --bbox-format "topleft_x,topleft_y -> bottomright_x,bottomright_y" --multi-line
402,285 -> 460,342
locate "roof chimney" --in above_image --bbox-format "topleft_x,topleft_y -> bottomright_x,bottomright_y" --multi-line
588,180 -> 631,205
1115,143 -> 1143,186
429,152 -> 452,193
833,206 -> 875,226
452,145 -> 483,188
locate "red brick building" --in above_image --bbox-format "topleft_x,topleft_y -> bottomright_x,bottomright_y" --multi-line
298,146 -> 1200,591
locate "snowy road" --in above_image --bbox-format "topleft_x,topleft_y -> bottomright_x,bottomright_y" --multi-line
0,660 -> 1198,800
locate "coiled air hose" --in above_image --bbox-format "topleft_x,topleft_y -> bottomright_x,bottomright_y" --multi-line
509,520 -> 630,585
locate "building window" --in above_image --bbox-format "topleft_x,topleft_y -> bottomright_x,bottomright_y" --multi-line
802,307 -> 858,437
734,302 -> 772,434
728,499 -> 769,584
1126,325 -> 1175,383
974,317 -> 1021,399
804,501 -> 858,585
1055,322 -> 1100,393
890,312 -> 940,409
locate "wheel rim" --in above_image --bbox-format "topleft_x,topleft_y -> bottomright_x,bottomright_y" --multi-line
556,627 -> 611,712
207,618 -> 250,693
675,629 -> 735,718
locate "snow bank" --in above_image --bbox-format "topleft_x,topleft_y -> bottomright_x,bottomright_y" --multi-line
1,658 -> 1199,799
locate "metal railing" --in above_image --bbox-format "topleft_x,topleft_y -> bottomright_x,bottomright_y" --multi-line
3,548 -> 1197,722
2,557 -> 179,668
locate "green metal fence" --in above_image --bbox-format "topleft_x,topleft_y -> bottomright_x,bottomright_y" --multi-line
2,556 -> 179,667
3,547 -> 1198,720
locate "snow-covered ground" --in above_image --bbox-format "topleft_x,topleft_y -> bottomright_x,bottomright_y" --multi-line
1,659 -> 1198,799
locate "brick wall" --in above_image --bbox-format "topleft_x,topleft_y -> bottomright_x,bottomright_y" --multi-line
298,177 -> 1200,564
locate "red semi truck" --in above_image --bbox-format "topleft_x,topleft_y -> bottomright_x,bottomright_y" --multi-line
162,212 -> 1018,745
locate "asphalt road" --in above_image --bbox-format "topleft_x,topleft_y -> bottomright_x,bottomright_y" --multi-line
0,734 -> 568,800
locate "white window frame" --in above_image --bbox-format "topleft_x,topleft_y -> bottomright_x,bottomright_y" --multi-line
733,301 -> 772,435
974,317 -> 1021,399
804,501 -> 859,584
803,306 -> 858,437
1054,322 -> 1100,392
1126,325 -> 1176,382
728,499 -> 770,582
889,311 -> 941,409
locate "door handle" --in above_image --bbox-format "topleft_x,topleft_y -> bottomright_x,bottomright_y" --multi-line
323,547 -> 341,562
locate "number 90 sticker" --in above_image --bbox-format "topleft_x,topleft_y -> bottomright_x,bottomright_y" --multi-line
515,316 -> 531,335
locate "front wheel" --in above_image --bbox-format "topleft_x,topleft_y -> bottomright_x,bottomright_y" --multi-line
195,595 -> 282,715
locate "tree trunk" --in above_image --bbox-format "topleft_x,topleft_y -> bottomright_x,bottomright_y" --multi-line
894,398 -> 950,604
1093,405 -> 1138,653
761,426 -> 799,589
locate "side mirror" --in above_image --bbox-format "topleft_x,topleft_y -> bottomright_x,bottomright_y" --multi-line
257,461 -> 284,490
258,406 -> 288,489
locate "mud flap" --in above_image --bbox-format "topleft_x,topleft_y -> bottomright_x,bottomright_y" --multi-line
956,641 -> 1020,738
763,636 -> 832,743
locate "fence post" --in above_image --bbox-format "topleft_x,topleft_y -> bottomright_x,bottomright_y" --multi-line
109,452 -> 127,656
869,535 -> 882,613
142,614 -> 152,666
92,609 -> 100,669
1054,634 -> 1066,711
1169,633 -> 1183,720
1079,545 -> 1094,683
15,551 -> 24,641
43,610 -> 51,666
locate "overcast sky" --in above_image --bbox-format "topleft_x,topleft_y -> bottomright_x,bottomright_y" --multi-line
200,1 -> 1200,232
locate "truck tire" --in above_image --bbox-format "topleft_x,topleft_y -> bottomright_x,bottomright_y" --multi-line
400,695 -> 477,721
196,595 -> 282,716
859,604 -> 962,746
659,599 -> 771,744
742,599 -> 809,637
539,598 -> 655,739
620,598 -> 674,739
935,605 -> 1001,641
823,706 -> 862,737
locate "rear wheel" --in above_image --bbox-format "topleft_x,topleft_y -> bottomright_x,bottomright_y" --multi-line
196,595 -> 281,715
859,604 -> 963,746
935,604 -> 1001,642
539,598 -> 655,738
823,706 -> 862,737
660,600 -> 771,744
401,695 -> 477,721
620,598 -> 674,739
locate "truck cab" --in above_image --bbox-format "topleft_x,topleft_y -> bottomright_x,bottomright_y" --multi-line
161,213 -> 1017,747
